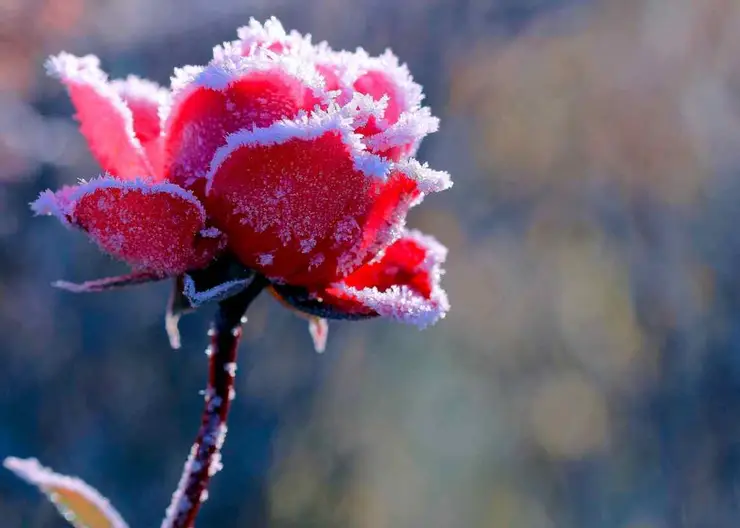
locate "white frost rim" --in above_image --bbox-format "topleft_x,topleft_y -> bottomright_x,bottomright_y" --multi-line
46,53 -> 155,174
168,45 -> 331,131
205,105 -> 392,194
32,176 -> 206,225
4,457 -> 129,528
336,229 -> 449,328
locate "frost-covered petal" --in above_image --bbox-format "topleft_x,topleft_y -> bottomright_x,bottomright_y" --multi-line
333,169 -> 419,279
46,53 -> 155,180
110,76 -> 170,180
269,230 -> 449,327
348,49 -> 425,136
304,44 -> 433,142
321,230 -> 449,328
30,185 -> 77,226
205,107 -> 394,286
232,17 -> 313,56
336,157 -> 453,276
33,177 -> 224,275
164,48 -> 328,193
364,107 -> 440,160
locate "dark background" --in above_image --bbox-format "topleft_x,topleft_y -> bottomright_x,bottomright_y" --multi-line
4,0 -> 740,526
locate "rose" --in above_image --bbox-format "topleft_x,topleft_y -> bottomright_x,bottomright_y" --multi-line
32,17 -> 452,351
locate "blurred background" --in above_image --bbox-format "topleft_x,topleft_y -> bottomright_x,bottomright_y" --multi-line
3,0 -> 740,526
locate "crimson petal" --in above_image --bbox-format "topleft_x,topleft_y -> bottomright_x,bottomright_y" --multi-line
319,230 -> 450,328
46,53 -> 156,180
32,178 -> 223,275
205,109 -> 392,286
110,76 -> 169,180
164,50 -> 327,193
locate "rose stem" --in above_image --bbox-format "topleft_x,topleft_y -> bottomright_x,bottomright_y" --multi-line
162,274 -> 269,528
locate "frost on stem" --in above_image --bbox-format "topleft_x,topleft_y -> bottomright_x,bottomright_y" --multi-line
162,275 -> 268,528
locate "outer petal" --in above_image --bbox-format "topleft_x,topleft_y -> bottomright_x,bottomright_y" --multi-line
31,178 -> 224,275
46,53 -> 156,180
272,230 -> 450,328
164,47 -> 329,194
338,158 -> 453,276
325,230 -> 449,327
110,76 -> 170,180
204,107 -> 393,286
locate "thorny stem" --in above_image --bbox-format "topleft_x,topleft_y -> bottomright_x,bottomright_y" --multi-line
162,274 -> 269,528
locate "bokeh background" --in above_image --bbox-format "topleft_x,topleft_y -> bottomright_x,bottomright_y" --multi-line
3,0 -> 740,526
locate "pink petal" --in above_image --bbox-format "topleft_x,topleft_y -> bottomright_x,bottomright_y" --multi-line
36,177 -> 223,275
233,17 -> 313,56
322,230 -> 450,328
46,53 -> 155,180
110,76 -> 170,180
364,107 -> 440,160
164,49 -> 329,194
349,49 -> 425,135
303,44 -> 437,157
30,185 -> 77,226
205,106 -> 393,286
335,158 -> 453,277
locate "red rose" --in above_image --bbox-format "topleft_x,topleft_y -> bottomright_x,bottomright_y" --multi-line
32,17 -> 452,350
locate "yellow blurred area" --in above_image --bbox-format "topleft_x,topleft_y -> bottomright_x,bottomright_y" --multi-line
451,0 -> 740,204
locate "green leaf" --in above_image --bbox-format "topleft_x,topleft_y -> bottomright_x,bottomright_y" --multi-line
4,457 -> 128,528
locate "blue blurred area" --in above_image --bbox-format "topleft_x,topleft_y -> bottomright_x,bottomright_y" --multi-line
5,0 -> 740,526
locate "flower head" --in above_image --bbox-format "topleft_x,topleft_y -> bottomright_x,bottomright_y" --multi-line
32,17 -> 452,349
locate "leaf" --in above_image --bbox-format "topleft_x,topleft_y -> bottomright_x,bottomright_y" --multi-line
4,457 -> 129,528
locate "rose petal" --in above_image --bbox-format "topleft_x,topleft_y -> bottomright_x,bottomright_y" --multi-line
303,45 -> 433,147
46,53 -> 155,180
349,49 -> 425,135
364,107 -> 440,160
30,185 -> 77,226
34,177 -> 223,275
336,157 -> 453,277
322,230 -> 450,328
234,17 -> 312,56
205,106 -> 392,286
165,48 -> 328,193
333,169 -> 418,279
110,76 -> 169,180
